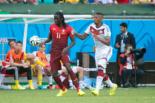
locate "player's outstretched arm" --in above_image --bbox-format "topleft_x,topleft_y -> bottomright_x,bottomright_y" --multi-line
74,33 -> 88,40
43,32 -> 52,44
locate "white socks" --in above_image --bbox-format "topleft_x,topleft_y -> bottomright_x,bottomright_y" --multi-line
96,76 -> 103,91
104,78 -> 114,88
0,74 -> 5,85
48,75 -> 53,85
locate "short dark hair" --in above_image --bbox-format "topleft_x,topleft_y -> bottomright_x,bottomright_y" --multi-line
54,11 -> 66,28
16,41 -> 23,45
94,12 -> 104,16
120,22 -> 128,28
8,39 -> 16,46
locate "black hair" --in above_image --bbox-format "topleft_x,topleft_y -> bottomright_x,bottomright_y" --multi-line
54,11 -> 66,28
8,39 -> 16,46
120,22 -> 128,28
16,41 -> 23,45
94,12 -> 104,16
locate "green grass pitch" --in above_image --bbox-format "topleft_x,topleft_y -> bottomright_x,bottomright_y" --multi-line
0,87 -> 155,103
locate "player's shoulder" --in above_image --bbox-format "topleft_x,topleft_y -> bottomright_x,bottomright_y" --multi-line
102,23 -> 110,28
65,24 -> 73,31
7,49 -> 14,54
66,24 -> 72,28
89,23 -> 95,27
50,24 -> 56,28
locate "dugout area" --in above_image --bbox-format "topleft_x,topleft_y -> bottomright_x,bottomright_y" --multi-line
0,4 -> 155,86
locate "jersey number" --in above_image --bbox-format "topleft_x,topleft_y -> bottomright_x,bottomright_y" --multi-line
56,32 -> 61,39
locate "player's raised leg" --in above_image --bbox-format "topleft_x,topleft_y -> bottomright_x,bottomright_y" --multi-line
92,58 -> 117,96
51,56 -> 67,96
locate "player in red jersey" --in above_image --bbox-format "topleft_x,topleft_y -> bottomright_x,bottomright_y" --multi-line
42,11 -> 85,96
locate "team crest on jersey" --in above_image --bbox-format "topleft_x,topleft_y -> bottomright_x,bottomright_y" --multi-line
61,29 -> 66,35
52,28 -> 56,31
99,29 -> 105,34
90,26 -> 99,35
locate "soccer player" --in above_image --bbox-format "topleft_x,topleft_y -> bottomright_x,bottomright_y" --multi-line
75,12 -> 117,96
7,41 -> 34,89
42,11 -> 85,96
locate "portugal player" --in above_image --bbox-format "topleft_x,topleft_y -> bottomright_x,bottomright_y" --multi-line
42,11 -> 85,96
75,12 -> 117,96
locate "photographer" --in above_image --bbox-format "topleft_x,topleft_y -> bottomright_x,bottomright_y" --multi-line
119,45 -> 145,87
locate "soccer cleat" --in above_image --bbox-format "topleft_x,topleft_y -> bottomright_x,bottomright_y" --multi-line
28,85 -> 35,90
91,89 -> 99,96
109,84 -> 117,96
56,89 -> 68,97
77,90 -> 85,96
11,85 -> 25,90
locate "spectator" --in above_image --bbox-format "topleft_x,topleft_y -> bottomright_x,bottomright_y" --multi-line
132,0 -> 152,4
95,0 -> 113,4
117,0 -> 129,4
115,22 -> 136,86
0,0 -> 8,3
65,0 -> 79,3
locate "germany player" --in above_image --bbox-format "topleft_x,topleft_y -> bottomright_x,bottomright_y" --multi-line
75,12 -> 117,96
42,11 -> 85,96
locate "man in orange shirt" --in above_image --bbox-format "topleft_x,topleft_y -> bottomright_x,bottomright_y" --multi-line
5,40 -> 16,62
0,40 -> 16,89
6,41 -> 34,89
33,44 -> 53,89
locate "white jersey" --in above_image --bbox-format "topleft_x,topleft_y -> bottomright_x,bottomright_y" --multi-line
85,23 -> 112,69
85,23 -> 111,50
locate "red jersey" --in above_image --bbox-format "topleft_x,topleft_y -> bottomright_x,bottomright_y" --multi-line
49,24 -> 74,52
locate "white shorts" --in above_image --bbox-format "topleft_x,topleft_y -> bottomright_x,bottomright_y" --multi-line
95,47 -> 113,69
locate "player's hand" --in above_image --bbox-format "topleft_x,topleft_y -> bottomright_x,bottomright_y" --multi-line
62,47 -> 69,56
39,41 -> 45,47
93,34 -> 101,41
23,63 -> 29,68
116,43 -> 120,48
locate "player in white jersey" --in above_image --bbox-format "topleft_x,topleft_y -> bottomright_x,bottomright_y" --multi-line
75,12 -> 117,96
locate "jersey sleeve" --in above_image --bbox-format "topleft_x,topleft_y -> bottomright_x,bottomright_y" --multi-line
49,25 -> 53,34
68,26 -> 74,38
84,25 -> 91,34
104,25 -> 111,37
5,51 -> 10,61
